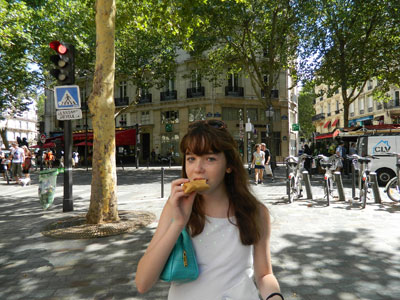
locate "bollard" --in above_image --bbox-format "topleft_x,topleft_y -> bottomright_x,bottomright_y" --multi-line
286,164 -> 290,196
302,171 -> 313,200
169,157 -> 172,168
351,162 -> 356,199
369,172 -> 382,204
334,171 -> 346,201
161,167 -> 165,198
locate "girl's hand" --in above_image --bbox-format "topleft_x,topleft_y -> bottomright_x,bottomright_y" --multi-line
168,179 -> 197,228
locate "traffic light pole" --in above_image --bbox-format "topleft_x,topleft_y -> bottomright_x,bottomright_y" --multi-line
63,120 -> 73,212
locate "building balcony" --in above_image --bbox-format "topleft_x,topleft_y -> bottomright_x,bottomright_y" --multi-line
187,87 -> 205,98
385,99 -> 400,116
384,99 -> 400,109
335,110 -> 340,114
368,107 -> 373,112
225,86 -> 244,97
114,97 -> 129,106
311,113 -> 325,122
327,112 -> 331,116
359,109 -> 364,114
160,90 -> 177,101
377,103 -> 383,110
261,89 -> 279,98
138,94 -> 152,104
350,112 -> 355,117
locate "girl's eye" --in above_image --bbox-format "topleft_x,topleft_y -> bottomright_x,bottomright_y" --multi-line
207,156 -> 216,162
186,156 -> 195,162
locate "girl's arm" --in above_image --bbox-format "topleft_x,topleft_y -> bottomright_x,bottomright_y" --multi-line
135,178 -> 196,294
253,204 -> 281,300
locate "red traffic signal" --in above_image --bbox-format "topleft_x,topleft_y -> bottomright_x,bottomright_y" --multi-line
49,41 -> 67,55
49,41 -> 75,85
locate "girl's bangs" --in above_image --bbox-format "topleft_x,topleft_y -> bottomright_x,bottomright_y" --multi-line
182,130 -> 221,155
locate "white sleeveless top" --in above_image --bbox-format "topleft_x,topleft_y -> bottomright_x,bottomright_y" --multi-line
168,216 -> 260,300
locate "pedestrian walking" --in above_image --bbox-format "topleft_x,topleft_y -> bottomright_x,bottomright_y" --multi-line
151,149 -> 156,164
252,144 -> 265,185
10,142 -> 24,184
136,119 -> 283,300
335,141 -> 345,172
21,146 -> 32,182
303,144 -> 312,177
261,143 -> 275,182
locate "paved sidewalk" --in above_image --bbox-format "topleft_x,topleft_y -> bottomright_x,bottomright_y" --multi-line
0,166 -> 400,300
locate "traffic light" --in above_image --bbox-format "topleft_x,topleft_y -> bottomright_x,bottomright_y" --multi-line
49,41 -> 75,85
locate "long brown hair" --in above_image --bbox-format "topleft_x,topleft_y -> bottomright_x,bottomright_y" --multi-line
180,120 -> 262,245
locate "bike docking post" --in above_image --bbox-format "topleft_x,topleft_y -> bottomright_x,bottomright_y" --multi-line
286,163 -> 290,196
369,172 -> 382,204
334,172 -> 346,201
161,167 -> 165,198
302,171 -> 313,200
351,162 -> 356,199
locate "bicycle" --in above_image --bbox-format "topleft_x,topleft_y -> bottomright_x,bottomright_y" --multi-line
384,152 -> 400,202
347,154 -> 378,209
285,154 -> 311,203
316,154 -> 341,206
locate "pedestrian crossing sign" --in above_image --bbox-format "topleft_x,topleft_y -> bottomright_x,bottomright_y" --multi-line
54,85 -> 81,110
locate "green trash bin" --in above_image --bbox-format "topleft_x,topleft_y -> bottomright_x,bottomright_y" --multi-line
38,168 -> 63,210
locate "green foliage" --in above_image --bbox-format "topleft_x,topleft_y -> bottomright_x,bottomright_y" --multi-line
298,0 -> 400,127
0,1 -> 36,114
298,82 -> 316,139
115,1 -> 179,92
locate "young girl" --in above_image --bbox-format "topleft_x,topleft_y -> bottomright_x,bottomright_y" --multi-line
252,144 -> 265,185
135,120 -> 283,300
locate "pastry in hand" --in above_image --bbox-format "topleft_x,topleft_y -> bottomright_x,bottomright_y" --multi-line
182,179 -> 210,194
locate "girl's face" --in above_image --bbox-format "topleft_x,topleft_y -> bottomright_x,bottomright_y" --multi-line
185,151 -> 229,195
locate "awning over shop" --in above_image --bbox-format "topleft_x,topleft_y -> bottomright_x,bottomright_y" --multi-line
46,129 -> 136,146
75,141 -> 93,146
31,142 -> 56,149
348,115 -> 373,127
323,120 -> 331,128
116,129 -> 136,146
315,133 -> 333,140
331,119 -> 339,127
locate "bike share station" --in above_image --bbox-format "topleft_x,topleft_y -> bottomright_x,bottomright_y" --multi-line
285,153 -> 382,207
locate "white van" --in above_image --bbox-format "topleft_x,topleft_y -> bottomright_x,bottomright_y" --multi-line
357,135 -> 400,185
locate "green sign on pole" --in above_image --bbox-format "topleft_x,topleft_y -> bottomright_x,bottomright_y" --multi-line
165,123 -> 173,132
292,123 -> 300,131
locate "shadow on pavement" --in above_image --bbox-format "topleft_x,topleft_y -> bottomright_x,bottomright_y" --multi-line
0,194 -> 170,299
275,229 -> 400,300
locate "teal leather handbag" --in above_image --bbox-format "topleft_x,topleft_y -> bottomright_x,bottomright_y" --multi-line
160,228 -> 199,282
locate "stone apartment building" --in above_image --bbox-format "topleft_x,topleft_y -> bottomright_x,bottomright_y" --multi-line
45,51 -> 299,164
0,108 -> 38,149
313,79 -> 400,134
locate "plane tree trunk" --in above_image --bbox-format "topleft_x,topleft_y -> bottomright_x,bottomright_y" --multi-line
86,0 -> 119,224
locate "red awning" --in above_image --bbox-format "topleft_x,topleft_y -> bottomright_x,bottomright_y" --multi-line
46,129 -> 136,146
116,129 -> 136,146
73,132 -> 93,141
331,119 -> 339,127
315,133 -> 333,140
30,142 -> 56,149
323,121 -> 331,128
75,141 -> 93,146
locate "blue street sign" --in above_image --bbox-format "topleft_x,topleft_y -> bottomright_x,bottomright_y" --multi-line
54,85 -> 81,109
